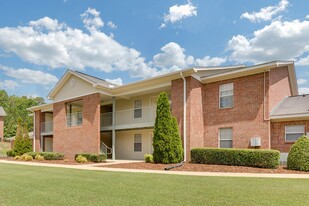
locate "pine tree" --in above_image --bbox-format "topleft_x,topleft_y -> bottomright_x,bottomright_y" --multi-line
153,92 -> 183,163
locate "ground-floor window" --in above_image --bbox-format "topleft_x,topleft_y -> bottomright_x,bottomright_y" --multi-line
219,128 -> 233,148
134,134 -> 142,152
285,125 -> 305,142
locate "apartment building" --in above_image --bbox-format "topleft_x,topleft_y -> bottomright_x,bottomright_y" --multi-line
30,61 -> 309,161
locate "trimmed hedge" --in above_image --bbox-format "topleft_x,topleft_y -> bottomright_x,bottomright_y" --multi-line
74,153 -> 107,162
6,150 -> 16,157
191,148 -> 280,169
25,152 -> 64,160
287,135 -> 309,171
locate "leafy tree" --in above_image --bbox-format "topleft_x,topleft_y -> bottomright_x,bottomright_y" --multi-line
153,92 -> 183,163
0,90 -> 44,138
12,118 -> 33,156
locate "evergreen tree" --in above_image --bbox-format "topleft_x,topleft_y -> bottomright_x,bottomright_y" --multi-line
13,118 -> 32,155
153,92 -> 183,163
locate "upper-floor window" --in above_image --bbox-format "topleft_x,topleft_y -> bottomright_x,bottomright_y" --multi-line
134,100 -> 142,118
66,100 -> 83,127
285,125 -> 304,142
219,83 -> 233,109
219,128 -> 233,148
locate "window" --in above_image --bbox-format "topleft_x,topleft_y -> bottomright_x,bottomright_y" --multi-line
219,83 -> 233,108
66,100 -> 83,127
285,125 -> 304,142
134,100 -> 142,118
134,134 -> 142,152
219,128 -> 233,148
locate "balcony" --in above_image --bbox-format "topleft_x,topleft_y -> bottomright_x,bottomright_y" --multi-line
41,121 -> 53,134
100,106 -> 156,130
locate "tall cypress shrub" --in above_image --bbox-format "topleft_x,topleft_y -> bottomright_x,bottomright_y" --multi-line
13,118 -> 32,156
153,92 -> 183,163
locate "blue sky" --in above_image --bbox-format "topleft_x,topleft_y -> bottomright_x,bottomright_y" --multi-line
0,0 -> 309,99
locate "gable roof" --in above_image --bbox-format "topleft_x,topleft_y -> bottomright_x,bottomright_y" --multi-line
271,94 -> 309,120
0,106 -> 6,116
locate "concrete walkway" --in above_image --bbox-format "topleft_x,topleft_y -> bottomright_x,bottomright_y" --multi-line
1,159 -> 309,179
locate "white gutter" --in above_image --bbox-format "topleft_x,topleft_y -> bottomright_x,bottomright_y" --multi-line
33,112 -> 35,152
180,72 -> 187,162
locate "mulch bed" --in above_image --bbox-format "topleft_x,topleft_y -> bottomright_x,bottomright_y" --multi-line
100,162 -> 309,174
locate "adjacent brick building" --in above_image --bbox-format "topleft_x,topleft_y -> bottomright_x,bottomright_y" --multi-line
30,61 -> 308,161
0,106 -> 6,141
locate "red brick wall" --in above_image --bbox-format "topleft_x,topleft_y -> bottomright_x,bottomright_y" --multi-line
203,72 -> 271,149
34,110 -> 43,152
271,120 -> 309,152
269,66 -> 292,111
53,93 -> 101,159
0,116 -> 4,141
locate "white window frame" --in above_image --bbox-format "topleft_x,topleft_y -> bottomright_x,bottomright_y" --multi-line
285,125 -> 305,142
134,100 -> 142,119
219,128 -> 233,148
219,83 -> 234,109
134,134 -> 142,152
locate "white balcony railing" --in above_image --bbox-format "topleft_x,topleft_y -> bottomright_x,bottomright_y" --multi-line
100,106 -> 156,128
41,121 -> 53,133
66,112 -> 83,127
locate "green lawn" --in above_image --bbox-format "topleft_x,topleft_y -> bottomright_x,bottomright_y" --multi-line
0,163 -> 308,206
0,141 -> 10,157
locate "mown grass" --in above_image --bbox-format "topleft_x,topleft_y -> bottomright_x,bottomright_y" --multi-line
0,163 -> 308,206
0,141 -> 10,157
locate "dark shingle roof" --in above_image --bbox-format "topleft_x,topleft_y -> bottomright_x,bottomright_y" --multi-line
271,94 -> 309,116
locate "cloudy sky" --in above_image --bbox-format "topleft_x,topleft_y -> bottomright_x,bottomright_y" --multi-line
0,0 -> 309,98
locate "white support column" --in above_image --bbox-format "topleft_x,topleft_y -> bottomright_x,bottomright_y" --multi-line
112,97 -> 116,160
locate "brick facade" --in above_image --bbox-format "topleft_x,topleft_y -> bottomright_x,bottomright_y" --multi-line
271,120 -> 309,152
53,93 -> 101,159
269,66 -> 292,111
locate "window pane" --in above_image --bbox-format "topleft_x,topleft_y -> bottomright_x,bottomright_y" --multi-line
286,133 -> 303,142
220,140 -> 232,148
286,125 -> 304,133
220,96 -> 233,108
134,134 -> 142,152
220,128 -> 233,140
134,108 -> 142,118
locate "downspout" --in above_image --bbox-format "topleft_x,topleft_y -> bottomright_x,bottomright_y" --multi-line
33,112 -> 35,152
180,72 -> 187,162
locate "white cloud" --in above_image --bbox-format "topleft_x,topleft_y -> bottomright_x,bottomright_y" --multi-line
107,21 -> 117,29
227,19 -> 309,64
306,14 -> 309,19
0,80 -> 19,90
196,56 -> 227,66
299,87 -> 309,94
30,17 -> 65,31
297,79 -> 308,85
161,1 -> 197,28
105,78 -> 123,85
81,8 -> 104,31
152,42 -> 226,72
0,65 -> 58,85
240,0 -> 289,23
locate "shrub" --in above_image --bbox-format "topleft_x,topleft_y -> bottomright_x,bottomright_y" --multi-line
25,152 -> 64,160
35,154 -> 44,161
20,154 -> 33,161
191,148 -> 280,169
76,155 -> 88,163
287,135 -> 309,171
14,155 -> 20,160
6,150 -> 16,157
74,153 -> 106,162
153,92 -> 183,164
144,154 -> 154,163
